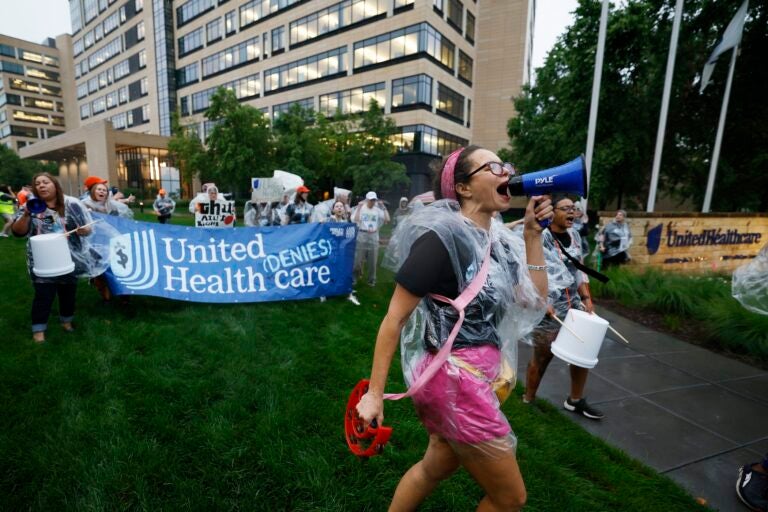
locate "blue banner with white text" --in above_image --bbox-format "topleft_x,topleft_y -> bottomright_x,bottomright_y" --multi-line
98,214 -> 357,303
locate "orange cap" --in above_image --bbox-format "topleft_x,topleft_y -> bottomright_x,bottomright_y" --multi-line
296,185 -> 310,194
84,176 -> 107,190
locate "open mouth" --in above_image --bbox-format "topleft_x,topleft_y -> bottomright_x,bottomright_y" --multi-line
497,184 -> 509,198
566,216 -> 574,223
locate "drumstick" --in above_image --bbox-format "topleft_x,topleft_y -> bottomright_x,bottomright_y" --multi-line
549,313 -> 587,344
62,219 -> 100,236
608,325 -> 631,345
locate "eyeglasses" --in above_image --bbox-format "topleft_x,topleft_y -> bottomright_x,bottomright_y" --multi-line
555,206 -> 577,213
466,161 -> 515,179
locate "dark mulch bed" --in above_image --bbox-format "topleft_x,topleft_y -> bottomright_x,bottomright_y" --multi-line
599,298 -> 768,371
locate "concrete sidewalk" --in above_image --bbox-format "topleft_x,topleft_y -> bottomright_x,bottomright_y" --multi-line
517,306 -> 768,511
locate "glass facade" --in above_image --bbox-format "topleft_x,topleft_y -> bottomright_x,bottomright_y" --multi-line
391,124 -> 466,156
264,47 -> 346,93
154,0 -> 177,136
188,73 -> 261,114
272,97 -> 313,120
289,0 -> 387,47
353,23 -> 454,72
436,82 -> 464,123
391,74 -> 432,110
318,82 -> 385,117
201,37 -> 260,78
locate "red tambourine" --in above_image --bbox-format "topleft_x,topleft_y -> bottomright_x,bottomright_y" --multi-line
344,379 -> 392,457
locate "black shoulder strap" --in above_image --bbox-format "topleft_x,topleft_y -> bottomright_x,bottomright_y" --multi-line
551,230 -> 610,283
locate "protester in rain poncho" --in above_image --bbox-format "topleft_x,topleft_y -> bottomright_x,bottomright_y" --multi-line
11,173 -> 111,343
153,189 -> 176,224
598,209 -> 632,267
82,178 -> 134,219
732,242 -> 768,316
244,200 -> 281,227
355,146 -> 552,511
523,195 -> 604,420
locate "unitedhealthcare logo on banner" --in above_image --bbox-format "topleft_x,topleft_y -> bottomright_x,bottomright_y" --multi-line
97,214 -> 357,303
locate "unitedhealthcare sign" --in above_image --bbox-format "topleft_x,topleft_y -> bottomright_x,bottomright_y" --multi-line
99,214 -> 357,303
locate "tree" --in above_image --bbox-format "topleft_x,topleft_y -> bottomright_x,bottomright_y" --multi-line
167,111 -> 210,192
0,145 -> 57,189
205,88 -> 274,198
344,100 -> 409,197
507,0 -> 768,211
272,104 -> 330,190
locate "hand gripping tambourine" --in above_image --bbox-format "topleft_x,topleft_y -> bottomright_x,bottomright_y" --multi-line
344,379 -> 392,457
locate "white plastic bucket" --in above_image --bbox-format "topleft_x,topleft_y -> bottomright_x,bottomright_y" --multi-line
551,309 -> 609,369
30,233 -> 75,277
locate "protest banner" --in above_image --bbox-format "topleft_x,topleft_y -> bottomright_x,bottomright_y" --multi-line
195,200 -> 236,228
98,213 -> 357,303
251,177 -> 284,203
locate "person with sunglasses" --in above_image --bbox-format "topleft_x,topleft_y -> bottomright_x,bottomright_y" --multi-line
356,145 -> 552,511
522,194 -> 604,420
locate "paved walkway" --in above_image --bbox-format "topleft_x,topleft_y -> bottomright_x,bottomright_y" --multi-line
517,305 -> 768,511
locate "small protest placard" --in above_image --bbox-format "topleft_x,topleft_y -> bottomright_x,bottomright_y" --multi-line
251,177 -> 285,203
195,200 -> 236,228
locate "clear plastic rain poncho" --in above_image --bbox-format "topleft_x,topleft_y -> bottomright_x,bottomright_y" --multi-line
541,228 -> 586,318
82,195 -> 134,218
384,200 -> 546,452
732,242 -> 768,316
601,220 -> 632,258
14,196 -> 116,282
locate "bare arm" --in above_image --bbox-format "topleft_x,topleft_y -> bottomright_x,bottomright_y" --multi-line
523,195 -> 552,301
356,284 -> 422,427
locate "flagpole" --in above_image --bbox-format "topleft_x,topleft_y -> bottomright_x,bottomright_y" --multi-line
583,0 -> 609,212
647,0 -> 684,212
702,46 -> 739,213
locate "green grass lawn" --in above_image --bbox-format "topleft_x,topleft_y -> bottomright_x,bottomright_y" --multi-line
0,225 -> 709,511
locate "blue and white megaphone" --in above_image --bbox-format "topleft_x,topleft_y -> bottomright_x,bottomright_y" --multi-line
26,197 -> 47,214
507,156 -> 587,198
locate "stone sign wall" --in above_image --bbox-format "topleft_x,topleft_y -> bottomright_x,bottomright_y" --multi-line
596,212 -> 768,274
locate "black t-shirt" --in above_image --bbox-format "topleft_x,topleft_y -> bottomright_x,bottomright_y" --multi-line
395,231 -> 460,298
551,229 -> 572,249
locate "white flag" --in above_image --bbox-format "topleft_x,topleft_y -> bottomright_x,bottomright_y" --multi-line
700,1 -> 749,92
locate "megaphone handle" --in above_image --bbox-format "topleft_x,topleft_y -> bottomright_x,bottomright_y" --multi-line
538,219 -> 551,229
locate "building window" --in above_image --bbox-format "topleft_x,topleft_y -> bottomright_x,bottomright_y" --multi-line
433,0 -> 443,14
394,0 -> 415,9
177,0 -> 216,28
119,86 -> 129,104
465,11 -> 475,43
84,31 -> 95,49
88,77 -> 99,93
0,60 -> 24,75
447,0 -> 462,32
139,50 -> 147,68
392,124 -> 466,155
137,21 -> 145,41
88,36 -> 122,70
95,24 -> 104,42
77,83 -> 89,99
80,103 -> 91,119
177,63 -> 199,87
92,97 -> 106,114
319,82 -> 385,117
436,83 -> 464,123
112,111 -> 127,129
98,71 -> 108,88
239,0 -> 303,29
353,23 -> 454,72
178,27 -> 204,56
289,0 -> 387,47
264,47 -> 346,93
225,10 -> 237,35
458,50 -> 473,84
106,91 -> 118,109
272,97 -> 314,121
135,0 -> 144,12
0,44 -> 16,58
207,18 -> 222,43
201,37 -> 260,78
70,0 -> 83,33
113,59 -> 130,80
271,26 -> 285,54
104,12 -> 120,34
391,74 -> 432,110
84,0 -> 98,23
180,96 -> 189,116
189,73 -> 261,114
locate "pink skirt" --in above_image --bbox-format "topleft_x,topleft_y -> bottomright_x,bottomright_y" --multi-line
410,345 -> 511,444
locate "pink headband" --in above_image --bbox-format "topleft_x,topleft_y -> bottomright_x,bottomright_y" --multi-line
440,147 -> 465,200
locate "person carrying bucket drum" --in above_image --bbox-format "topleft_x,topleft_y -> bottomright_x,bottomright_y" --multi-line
523,193 -> 605,420
10,173 -> 95,344
355,146 -> 553,511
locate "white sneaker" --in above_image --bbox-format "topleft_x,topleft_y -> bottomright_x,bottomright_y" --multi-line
0,233 -> 8,238
348,293 -> 360,306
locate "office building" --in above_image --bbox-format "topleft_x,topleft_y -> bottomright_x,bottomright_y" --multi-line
0,35 -> 69,152
20,0 -> 534,197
